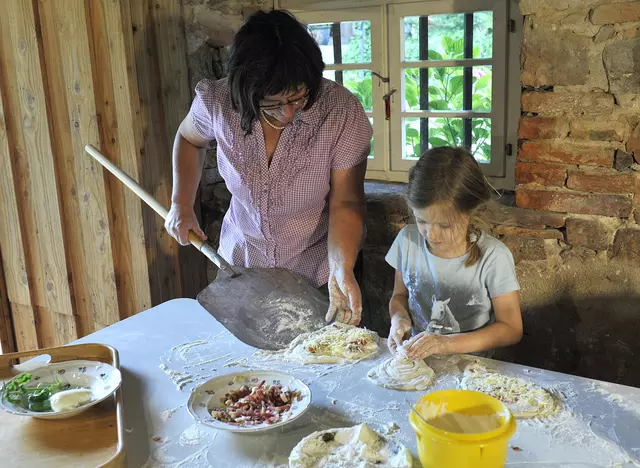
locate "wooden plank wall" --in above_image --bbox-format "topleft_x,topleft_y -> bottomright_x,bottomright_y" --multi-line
0,0 -> 207,352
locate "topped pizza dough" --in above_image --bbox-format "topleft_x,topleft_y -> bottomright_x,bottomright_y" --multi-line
289,423 -> 412,468
461,362 -> 558,418
367,356 -> 435,391
283,322 -> 379,364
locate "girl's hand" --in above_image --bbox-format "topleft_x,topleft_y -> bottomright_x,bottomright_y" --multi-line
165,203 -> 207,246
325,265 -> 362,326
387,316 -> 412,353
404,332 -> 452,360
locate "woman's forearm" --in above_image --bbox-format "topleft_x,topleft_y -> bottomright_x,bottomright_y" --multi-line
327,200 -> 365,272
446,322 -> 522,354
171,132 -> 206,207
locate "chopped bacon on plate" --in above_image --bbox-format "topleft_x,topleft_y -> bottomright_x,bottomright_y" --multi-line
210,381 -> 302,426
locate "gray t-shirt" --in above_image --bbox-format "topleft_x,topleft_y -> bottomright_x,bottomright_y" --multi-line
385,225 -> 520,335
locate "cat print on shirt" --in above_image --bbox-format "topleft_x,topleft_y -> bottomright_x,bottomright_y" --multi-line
428,295 -> 461,334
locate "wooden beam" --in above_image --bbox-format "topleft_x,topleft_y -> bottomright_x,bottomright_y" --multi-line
2,0 -> 76,347
0,249 -> 17,354
10,304 -> 38,351
152,0 -> 208,298
0,14 -> 38,351
37,0 -> 120,335
130,0 -> 183,304
85,0 -> 152,320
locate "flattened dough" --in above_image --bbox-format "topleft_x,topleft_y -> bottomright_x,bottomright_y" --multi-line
289,423 -> 412,468
367,356 -> 435,391
461,362 -> 558,418
284,323 -> 379,364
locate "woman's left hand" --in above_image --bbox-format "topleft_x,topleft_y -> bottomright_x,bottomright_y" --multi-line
404,332 -> 451,360
325,265 -> 362,326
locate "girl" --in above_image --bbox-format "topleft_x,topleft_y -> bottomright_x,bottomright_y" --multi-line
386,147 -> 523,360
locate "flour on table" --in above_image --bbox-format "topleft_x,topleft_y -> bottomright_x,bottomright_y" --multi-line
589,381 -> 640,415
289,423 -> 412,468
517,406 -> 638,466
183,352 -> 232,369
160,404 -> 186,422
171,340 -> 210,361
367,356 -> 435,391
141,445 -> 210,468
461,362 -> 558,418
179,424 -> 207,446
283,323 -> 379,364
325,394 -> 404,432
159,364 -> 195,391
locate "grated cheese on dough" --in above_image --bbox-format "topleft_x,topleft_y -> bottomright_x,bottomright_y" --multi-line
284,323 -> 379,364
461,362 -> 559,418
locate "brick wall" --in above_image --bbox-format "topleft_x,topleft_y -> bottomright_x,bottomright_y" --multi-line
513,0 -> 640,264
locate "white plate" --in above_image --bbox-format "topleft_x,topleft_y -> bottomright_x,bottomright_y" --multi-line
188,371 -> 311,433
0,360 -> 122,420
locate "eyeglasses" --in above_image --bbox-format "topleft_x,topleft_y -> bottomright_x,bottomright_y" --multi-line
259,93 -> 310,111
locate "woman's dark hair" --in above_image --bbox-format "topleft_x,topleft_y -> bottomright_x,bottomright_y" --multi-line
227,10 -> 324,134
406,146 -> 494,266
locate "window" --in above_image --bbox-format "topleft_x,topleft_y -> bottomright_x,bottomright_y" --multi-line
291,0 -> 519,186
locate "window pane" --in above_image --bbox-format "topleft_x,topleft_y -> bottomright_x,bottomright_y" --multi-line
308,21 -> 371,65
343,70 -> 373,112
403,117 -> 465,159
471,118 -> 492,163
325,69 -> 373,112
403,12 -> 493,61
474,12 -> 493,59
403,117 -> 491,162
404,66 -> 492,112
403,117 -> 423,159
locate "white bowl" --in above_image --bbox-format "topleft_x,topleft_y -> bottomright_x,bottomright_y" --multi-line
188,370 -> 311,433
0,360 -> 122,420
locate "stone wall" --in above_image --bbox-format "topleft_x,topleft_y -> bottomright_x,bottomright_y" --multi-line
186,0 -> 640,386
500,0 -> 640,385
516,0 -> 640,261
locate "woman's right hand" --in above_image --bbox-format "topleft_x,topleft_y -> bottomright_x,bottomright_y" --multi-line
165,203 -> 207,246
387,315 -> 412,354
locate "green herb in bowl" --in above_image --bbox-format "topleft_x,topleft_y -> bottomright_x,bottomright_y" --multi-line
2,373 -> 69,412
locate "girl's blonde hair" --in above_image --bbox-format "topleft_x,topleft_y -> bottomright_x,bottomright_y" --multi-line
406,146 -> 495,267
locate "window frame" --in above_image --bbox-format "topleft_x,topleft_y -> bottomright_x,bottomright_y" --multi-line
388,0 -> 508,178
286,0 -> 520,188
294,8 -> 387,172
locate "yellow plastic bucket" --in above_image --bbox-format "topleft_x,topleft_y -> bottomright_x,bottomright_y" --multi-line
409,389 -> 516,468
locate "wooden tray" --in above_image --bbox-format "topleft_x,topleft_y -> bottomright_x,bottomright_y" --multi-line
0,343 -> 125,467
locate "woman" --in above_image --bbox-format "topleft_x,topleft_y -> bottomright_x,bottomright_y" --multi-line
165,10 -> 372,326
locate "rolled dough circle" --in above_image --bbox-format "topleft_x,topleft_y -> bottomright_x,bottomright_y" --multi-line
367,356 -> 435,391
289,423 -> 412,468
